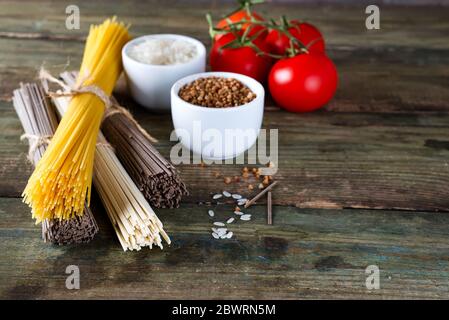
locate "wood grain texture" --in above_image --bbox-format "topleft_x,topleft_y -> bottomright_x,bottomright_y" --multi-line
1,0 -> 449,300
2,99 -> 449,211
1,1 -> 448,49
1,197 -> 448,299
0,1 -> 449,112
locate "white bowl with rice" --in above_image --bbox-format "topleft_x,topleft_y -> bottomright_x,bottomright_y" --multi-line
122,34 -> 206,112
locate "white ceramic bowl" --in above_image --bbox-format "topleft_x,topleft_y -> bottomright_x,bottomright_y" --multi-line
122,34 -> 206,112
171,72 -> 265,160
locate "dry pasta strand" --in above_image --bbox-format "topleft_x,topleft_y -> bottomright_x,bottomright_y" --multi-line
12,82 -> 99,244
60,71 -> 188,209
49,85 -> 171,251
22,17 -> 130,223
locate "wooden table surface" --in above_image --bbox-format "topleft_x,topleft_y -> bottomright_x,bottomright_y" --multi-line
1,0 -> 449,299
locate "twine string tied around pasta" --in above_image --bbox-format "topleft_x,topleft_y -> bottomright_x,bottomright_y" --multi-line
20,133 -> 52,162
21,133 -> 115,163
39,67 -> 158,143
39,67 -> 112,109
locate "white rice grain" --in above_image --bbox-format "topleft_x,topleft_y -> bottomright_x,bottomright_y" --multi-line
214,222 -> 225,227
237,199 -> 247,206
217,228 -> 227,235
128,38 -> 197,65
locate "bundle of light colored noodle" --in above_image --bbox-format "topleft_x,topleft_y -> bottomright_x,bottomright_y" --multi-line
22,18 -> 130,223
12,83 -> 98,244
45,84 -> 171,251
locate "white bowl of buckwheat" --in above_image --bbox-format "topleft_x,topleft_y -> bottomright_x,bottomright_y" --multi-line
171,72 -> 265,160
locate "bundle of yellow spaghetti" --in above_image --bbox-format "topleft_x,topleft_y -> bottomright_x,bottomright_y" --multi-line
48,81 -> 170,251
22,18 -> 130,223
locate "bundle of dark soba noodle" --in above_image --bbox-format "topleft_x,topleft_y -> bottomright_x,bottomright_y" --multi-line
60,71 -> 188,209
12,83 -> 98,244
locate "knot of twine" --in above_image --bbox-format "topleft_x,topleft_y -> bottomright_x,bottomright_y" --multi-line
39,67 -> 112,109
39,67 -> 158,144
20,133 -> 52,162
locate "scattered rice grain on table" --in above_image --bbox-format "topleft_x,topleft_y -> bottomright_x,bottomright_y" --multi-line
237,199 -> 247,206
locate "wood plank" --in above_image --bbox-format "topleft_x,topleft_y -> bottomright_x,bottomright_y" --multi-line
1,197 -> 448,299
0,2 -> 448,112
1,0 -> 449,301
1,1 -> 449,50
2,99 -> 449,211
2,41 -> 448,113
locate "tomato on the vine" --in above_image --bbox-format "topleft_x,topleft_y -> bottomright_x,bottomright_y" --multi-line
215,9 -> 266,41
210,32 -> 272,84
266,20 -> 325,56
268,53 -> 337,112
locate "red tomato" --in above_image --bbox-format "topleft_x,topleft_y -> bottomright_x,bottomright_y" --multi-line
216,9 -> 266,41
266,21 -> 325,56
210,32 -> 272,84
268,53 -> 338,112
